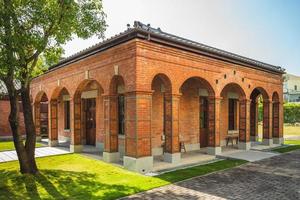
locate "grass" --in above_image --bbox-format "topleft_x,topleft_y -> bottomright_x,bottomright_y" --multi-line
0,141 -> 44,152
258,124 -> 300,136
272,140 -> 300,153
0,154 -> 246,200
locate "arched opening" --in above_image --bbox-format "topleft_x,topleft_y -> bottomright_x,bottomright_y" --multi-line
220,83 -> 247,149
151,74 -> 172,156
49,87 -> 71,147
107,75 -> 126,157
250,87 -> 271,145
34,92 -> 49,141
73,80 -> 104,152
179,77 -> 215,151
272,92 -> 280,139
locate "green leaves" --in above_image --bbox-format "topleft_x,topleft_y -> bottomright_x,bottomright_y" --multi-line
0,0 -> 107,84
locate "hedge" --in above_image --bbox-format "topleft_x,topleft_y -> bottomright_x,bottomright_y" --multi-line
258,102 -> 300,123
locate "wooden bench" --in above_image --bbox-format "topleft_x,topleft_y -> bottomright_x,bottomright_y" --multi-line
225,130 -> 239,146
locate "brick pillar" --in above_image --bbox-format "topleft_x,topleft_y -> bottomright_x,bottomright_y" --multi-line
207,97 -> 221,155
34,102 -> 41,140
250,100 -> 259,141
103,94 -> 119,162
238,99 -> 251,150
70,97 -> 83,152
48,100 -> 58,146
163,93 -> 180,164
123,91 -> 153,174
273,101 -> 283,144
262,99 -> 273,145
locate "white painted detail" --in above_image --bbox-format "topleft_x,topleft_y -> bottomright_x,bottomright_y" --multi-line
164,152 -> 181,164
62,95 -> 70,101
114,65 -> 119,75
262,138 -> 273,146
238,142 -> 251,150
228,92 -> 239,99
70,145 -> 83,153
273,137 -> 284,145
85,70 -> 89,79
207,147 -> 222,155
123,156 -> 153,174
81,90 -> 98,99
103,152 -> 120,163
199,88 -> 208,96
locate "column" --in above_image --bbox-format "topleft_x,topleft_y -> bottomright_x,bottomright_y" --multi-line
123,91 -> 153,174
238,99 -> 251,150
250,100 -> 259,141
163,93 -> 181,164
273,101 -> 283,144
70,97 -> 83,152
103,94 -> 119,162
207,97 -> 222,155
34,102 -> 41,142
262,99 -> 273,145
48,100 -> 58,147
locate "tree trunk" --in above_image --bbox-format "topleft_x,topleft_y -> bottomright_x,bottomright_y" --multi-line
21,85 -> 38,174
6,81 -> 33,173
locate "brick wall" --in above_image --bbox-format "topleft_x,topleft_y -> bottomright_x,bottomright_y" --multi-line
0,99 -> 25,138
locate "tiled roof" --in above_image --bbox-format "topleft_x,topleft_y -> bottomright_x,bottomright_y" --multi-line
48,21 -> 285,74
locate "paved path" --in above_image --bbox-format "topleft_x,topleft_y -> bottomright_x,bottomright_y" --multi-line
0,147 -> 70,163
123,150 -> 300,200
219,149 -> 279,162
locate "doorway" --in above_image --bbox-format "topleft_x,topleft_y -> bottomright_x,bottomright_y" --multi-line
85,98 -> 96,145
200,97 -> 209,147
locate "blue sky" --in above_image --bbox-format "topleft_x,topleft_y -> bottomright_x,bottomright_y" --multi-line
63,0 -> 300,75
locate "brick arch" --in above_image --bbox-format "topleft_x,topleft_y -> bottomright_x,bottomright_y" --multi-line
179,76 -> 215,96
34,90 -> 49,103
72,79 -> 104,150
220,82 -> 246,99
109,75 -> 125,94
220,82 -> 249,144
50,86 -> 71,101
33,91 -> 49,141
47,87 -> 71,146
250,87 -> 272,144
250,87 -> 269,101
151,73 -> 172,93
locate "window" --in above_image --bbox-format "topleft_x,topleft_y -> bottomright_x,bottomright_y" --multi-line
200,97 -> 208,129
118,95 -> 125,135
228,99 -> 236,130
64,101 -> 70,130
295,85 -> 298,91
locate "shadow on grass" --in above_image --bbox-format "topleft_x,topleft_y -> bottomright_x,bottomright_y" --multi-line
0,169 -> 144,200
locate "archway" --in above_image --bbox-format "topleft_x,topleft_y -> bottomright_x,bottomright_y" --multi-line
179,77 -> 215,151
151,73 -> 172,156
250,87 -> 272,145
107,75 -> 126,158
220,83 -> 248,149
49,87 -> 71,147
72,80 -> 104,152
34,92 -> 49,142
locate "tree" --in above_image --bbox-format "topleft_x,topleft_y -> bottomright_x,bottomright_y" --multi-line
0,0 -> 106,174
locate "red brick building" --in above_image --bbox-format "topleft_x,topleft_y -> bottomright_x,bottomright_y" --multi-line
0,81 -> 26,139
30,22 -> 284,173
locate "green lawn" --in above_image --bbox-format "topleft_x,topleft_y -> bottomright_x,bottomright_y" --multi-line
0,154 -> 246,200
0,141 -> 44,152
272,140 -> 300,153
258,124 -> 300,136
